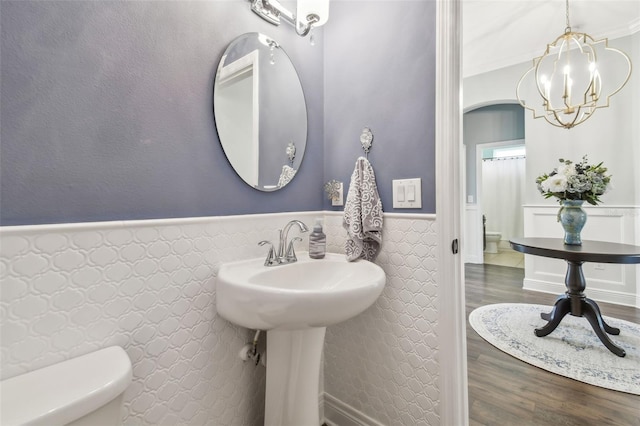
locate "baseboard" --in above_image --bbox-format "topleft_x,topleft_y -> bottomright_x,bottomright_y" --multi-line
523,278 -> 638,308
522,278 -> 563,297
322,393 -> 384,426
465,255 -> 483,264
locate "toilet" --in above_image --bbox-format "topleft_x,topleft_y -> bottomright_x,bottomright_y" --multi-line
485,231 -> 502,254
0,346 -> 132,426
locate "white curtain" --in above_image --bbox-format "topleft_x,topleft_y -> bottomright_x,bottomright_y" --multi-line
482,157 -> 525,242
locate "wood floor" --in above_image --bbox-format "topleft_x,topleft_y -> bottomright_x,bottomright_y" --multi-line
465,263 -> 640,426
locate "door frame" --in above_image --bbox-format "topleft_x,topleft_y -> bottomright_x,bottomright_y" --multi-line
435,0 -> 468,424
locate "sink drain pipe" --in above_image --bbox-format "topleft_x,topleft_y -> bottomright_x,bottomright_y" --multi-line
239,330 -> 266,366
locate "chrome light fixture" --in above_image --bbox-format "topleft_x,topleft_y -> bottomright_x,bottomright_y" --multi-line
516,0 -> 632,129
251,0 -> 329,38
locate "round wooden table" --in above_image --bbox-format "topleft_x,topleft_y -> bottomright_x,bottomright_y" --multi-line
509,237 -> 640,357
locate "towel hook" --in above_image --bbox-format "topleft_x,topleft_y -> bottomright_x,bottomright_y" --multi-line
360,127 -> 373,158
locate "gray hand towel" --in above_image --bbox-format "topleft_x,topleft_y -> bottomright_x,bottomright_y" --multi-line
343,157 -> 383,261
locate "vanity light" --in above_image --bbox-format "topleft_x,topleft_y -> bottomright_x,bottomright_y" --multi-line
516,0 -> 632,129
251,0 -> 329,38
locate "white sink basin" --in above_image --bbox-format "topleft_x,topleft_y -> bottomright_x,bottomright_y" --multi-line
216,252 -> 386,330
216,251 -> 386,425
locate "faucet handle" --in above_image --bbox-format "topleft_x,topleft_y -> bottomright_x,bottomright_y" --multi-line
258,240 -> 278,266
285,237 -> 303,262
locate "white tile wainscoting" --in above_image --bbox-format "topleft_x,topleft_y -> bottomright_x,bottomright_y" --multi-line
0,212 -> 317,425
523,205 -> 640,308
1,212 -> 440,425
323,212 -> 440,425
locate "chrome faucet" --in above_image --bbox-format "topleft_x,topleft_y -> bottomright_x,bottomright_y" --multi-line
258,240 -> 277,266
278,220 -> 308,260
259,220 -> 309,266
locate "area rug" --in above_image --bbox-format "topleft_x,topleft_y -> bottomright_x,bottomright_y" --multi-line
469,303 -> 640,395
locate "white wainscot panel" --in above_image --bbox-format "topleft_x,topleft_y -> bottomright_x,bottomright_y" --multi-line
464,204 -> 482,264
523,205 -> 639,308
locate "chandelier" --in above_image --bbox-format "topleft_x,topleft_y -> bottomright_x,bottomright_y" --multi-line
516,0 -> 632,129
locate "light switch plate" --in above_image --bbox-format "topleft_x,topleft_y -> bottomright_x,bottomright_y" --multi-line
393,178 -> 422,208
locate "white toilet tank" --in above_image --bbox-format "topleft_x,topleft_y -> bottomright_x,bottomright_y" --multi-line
1,346 -> 132,426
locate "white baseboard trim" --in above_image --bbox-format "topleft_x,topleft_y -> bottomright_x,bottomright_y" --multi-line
465,255 -> 483,264
523,278 -> 637,308
522,278 -> 564,297
322,393 -> 384,426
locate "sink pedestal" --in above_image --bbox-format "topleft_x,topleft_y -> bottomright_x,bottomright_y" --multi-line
265,327 -> 326,426
217,253 -> 386,424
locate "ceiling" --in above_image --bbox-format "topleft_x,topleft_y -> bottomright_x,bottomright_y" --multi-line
463,0 -> 640,77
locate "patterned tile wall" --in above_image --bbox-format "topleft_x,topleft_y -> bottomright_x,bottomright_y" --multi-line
323,213 -> 441,425
0,212 -> 319,425
0,212 -> 441,425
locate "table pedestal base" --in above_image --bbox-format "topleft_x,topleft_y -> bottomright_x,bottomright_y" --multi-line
536,294 -> 625,357
535,258 -> 625,357
508,238 -> 640,358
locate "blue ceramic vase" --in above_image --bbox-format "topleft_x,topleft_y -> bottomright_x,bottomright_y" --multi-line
558,200 -> 587,245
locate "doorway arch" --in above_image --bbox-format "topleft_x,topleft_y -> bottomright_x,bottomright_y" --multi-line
462,104 -> 525,264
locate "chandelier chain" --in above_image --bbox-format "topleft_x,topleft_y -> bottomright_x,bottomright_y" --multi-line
565,0 -> 571,32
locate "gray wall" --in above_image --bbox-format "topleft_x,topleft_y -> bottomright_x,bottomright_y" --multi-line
323,1 -> 436,213
0,1 -> 324,225
463,104 -> 524,201
1,0 -> 437,225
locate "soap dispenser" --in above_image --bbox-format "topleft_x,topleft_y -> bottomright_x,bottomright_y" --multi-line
309,218 -> 326,259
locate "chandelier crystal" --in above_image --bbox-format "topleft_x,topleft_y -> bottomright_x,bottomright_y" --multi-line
516,0 -> 632,129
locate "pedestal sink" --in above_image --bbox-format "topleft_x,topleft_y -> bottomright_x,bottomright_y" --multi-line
216,252 -> 386,426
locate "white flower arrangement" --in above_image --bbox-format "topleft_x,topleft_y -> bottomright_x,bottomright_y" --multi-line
536,156 -> 611,205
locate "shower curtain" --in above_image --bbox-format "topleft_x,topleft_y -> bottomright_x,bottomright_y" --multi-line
481,157 -> 525,243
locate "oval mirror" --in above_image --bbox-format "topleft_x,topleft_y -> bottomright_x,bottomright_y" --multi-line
213,33 -> 307,191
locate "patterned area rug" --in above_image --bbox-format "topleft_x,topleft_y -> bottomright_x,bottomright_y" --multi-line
469,303 -> 640,395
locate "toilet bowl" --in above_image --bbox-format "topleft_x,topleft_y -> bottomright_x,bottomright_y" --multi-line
0,346 -> 132,426
485,231 -> 502,254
